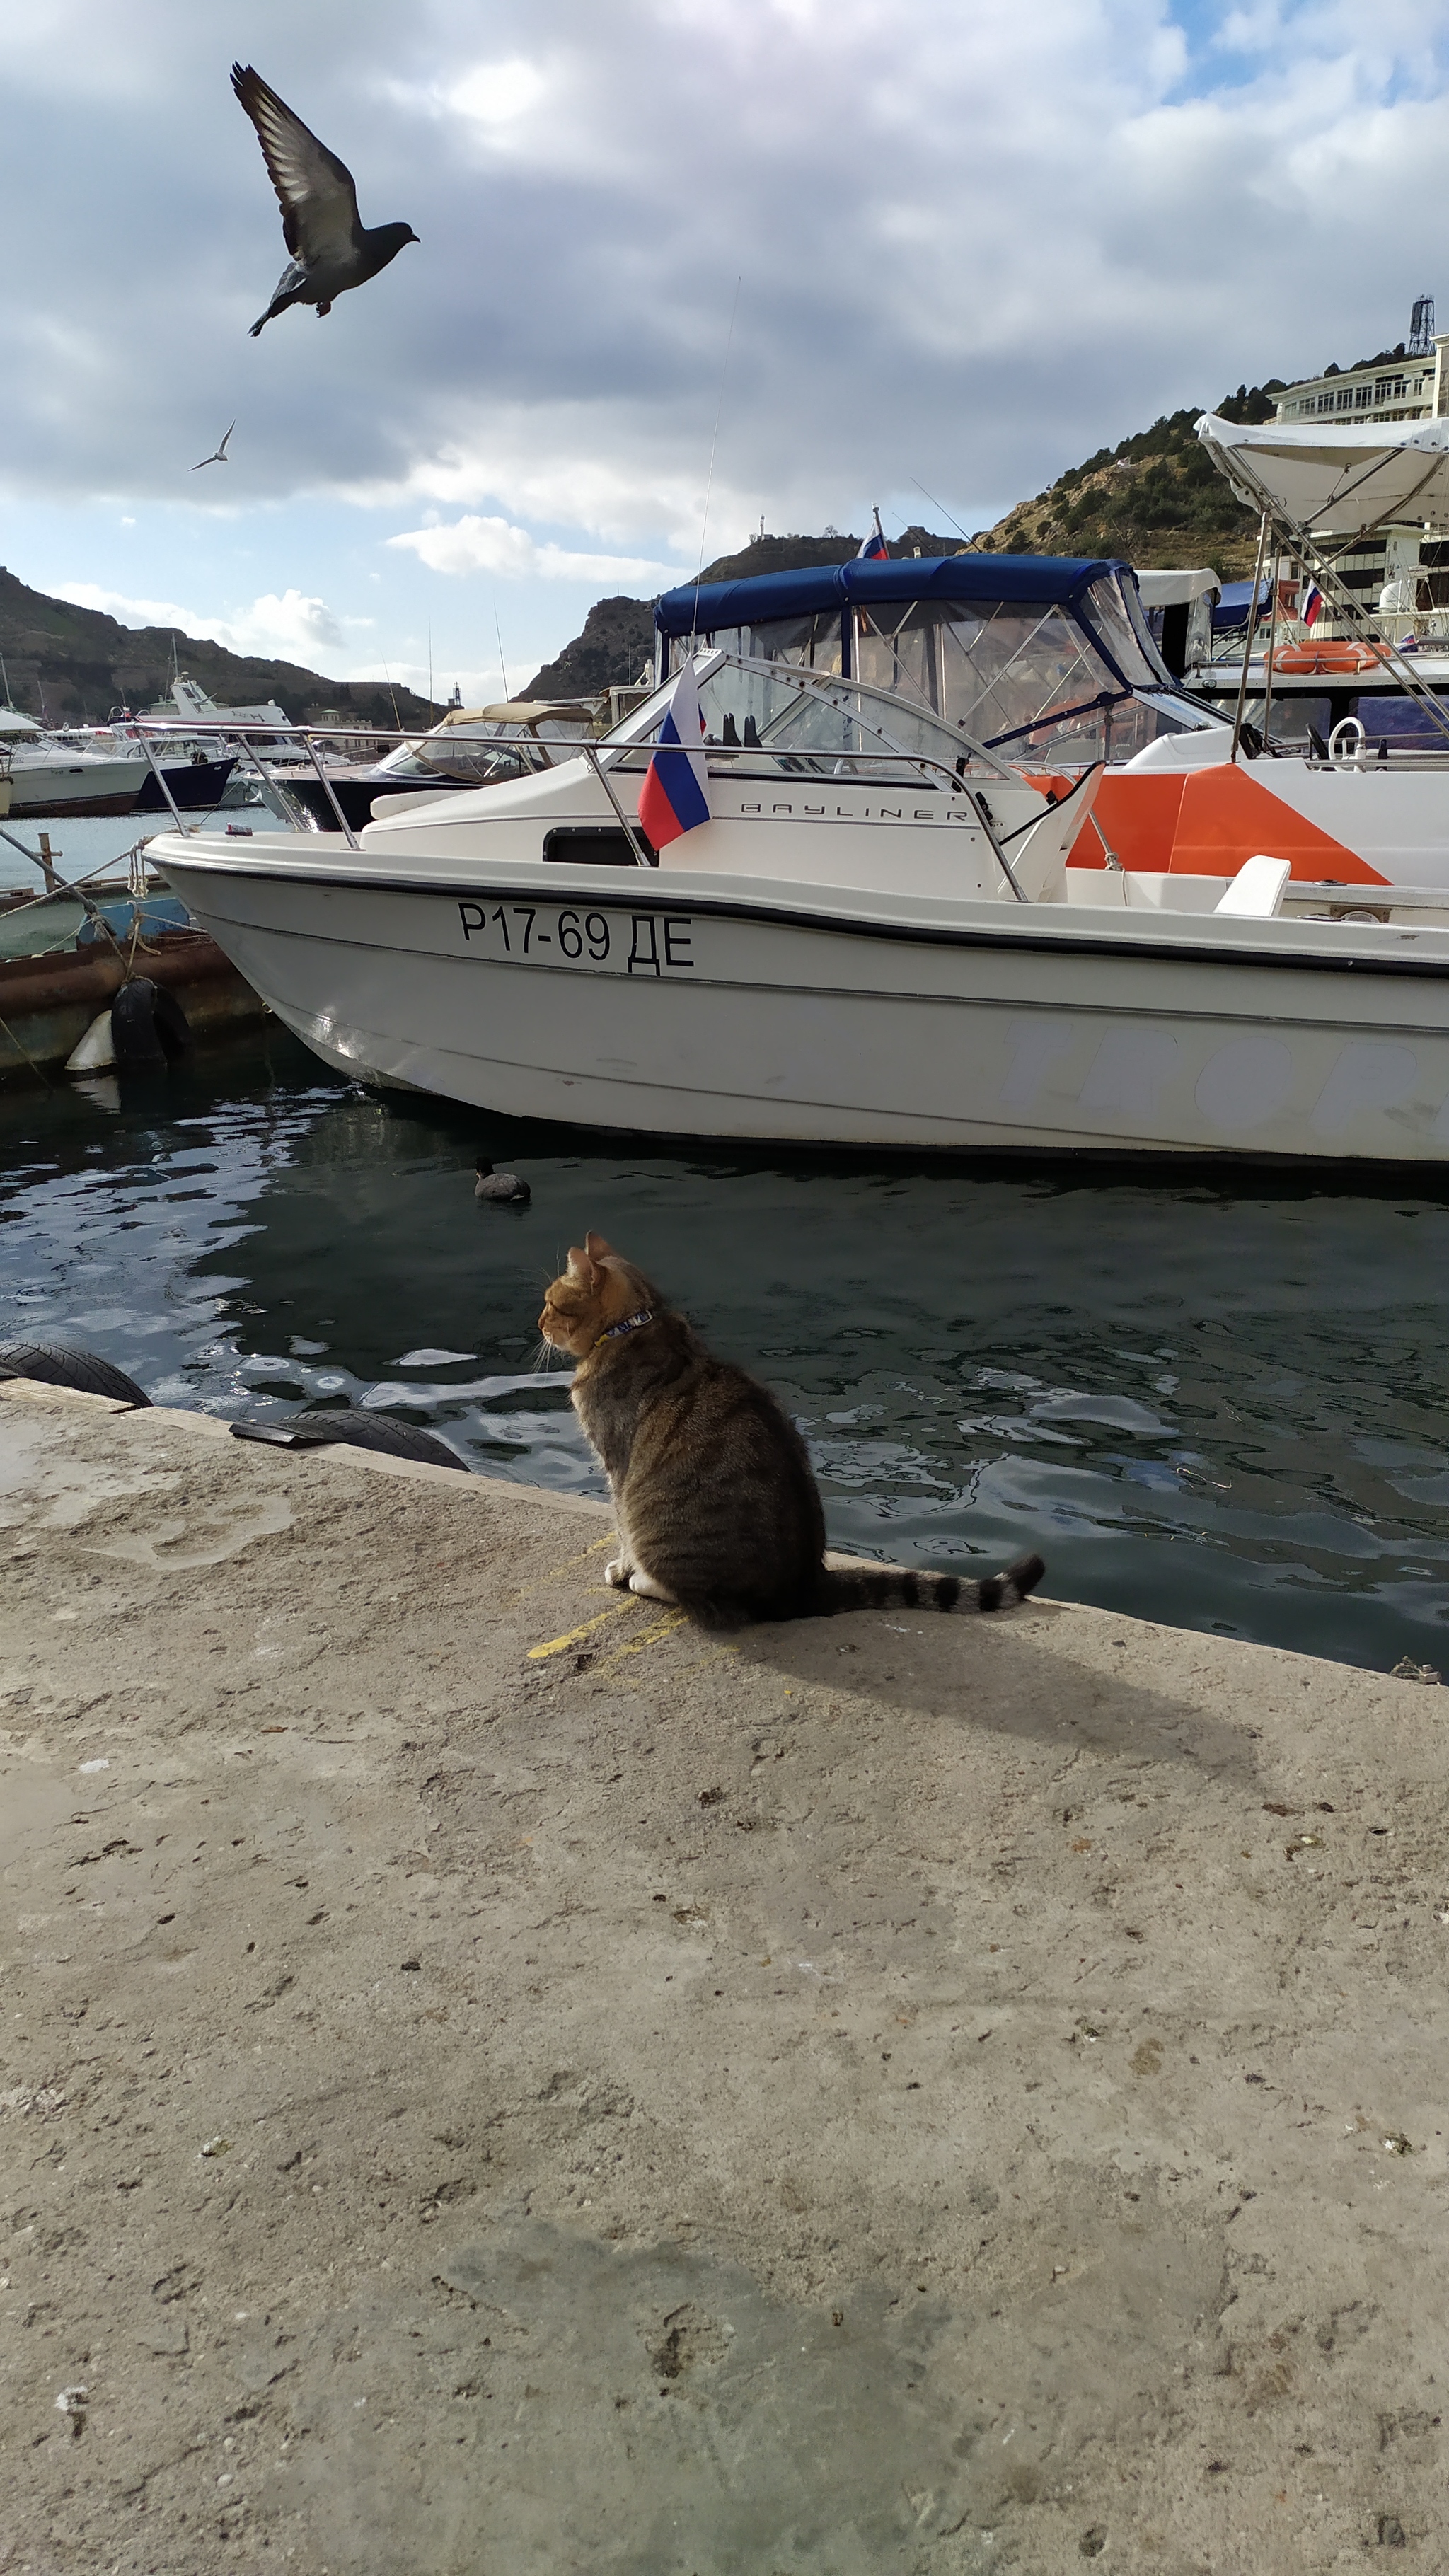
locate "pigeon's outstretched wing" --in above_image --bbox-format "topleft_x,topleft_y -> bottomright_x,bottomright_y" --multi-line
231,63 -> 362,267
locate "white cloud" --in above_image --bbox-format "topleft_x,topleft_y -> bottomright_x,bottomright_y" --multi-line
444,57 -> 548,132
386,513 -> 683,585
52,582 -> 352,663
12,0 -> 1449,688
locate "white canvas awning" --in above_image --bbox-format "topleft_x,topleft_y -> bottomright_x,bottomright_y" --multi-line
1196,410 -> 1449,536
1133,567 -> 1220,607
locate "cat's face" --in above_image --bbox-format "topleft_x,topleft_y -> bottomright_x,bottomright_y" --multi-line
538,1230 -> 642,1358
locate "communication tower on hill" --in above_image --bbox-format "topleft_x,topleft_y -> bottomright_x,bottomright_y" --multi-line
1409,293 -> 1436,357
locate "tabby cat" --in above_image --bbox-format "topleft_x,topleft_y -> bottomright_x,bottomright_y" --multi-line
539,1232 -> 1045,1631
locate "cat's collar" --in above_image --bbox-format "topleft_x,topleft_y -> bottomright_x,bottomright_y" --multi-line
594,1306 -> 657,1347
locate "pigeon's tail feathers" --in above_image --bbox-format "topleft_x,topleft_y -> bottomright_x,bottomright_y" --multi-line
817,1552 -> 1045,1617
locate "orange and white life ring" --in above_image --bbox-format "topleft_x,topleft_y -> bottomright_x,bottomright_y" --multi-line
1269,641 -> 1380,676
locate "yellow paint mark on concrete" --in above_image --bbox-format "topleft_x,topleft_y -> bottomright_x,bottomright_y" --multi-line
512,1532 -> 615,1602
527,1600 -> 636,1661
592,1608 -> 690,1673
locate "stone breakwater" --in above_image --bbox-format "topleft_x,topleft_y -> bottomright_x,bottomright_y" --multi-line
1,1377 -> 1446,2572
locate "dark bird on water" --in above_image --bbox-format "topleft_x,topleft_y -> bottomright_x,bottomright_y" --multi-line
230,63 -> 418,338
475,1158 -> 531,1205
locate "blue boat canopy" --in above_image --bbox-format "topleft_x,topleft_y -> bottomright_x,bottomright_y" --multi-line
655,552 -> 1128,637
651,548 -> 1208,768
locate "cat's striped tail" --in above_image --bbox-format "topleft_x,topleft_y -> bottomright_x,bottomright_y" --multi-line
818,1552 -> 1045,1616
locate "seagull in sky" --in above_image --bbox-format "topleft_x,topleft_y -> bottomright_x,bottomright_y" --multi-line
230,62 -> 419,338
192,422 -> 235,470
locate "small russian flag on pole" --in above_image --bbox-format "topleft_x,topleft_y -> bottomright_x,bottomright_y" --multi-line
1300,578 -> 1324,629
857,506 -> 889,561
637,658 -> 710,850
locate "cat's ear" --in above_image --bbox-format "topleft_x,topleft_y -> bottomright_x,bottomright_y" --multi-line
566,1242 -> 601,1287
584,1230 -> 614,1261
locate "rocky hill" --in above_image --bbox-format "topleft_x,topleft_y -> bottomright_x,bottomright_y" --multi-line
521,526 -> 965,697
0,566 -> 439,733
524,595 -> 657,699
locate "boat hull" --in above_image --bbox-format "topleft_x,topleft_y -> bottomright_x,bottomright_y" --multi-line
6,778 -> 140,817
134,755 -> 238,812
150,838 -> 1449,1162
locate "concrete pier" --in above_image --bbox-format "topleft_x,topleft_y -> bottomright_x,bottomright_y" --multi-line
2,1377 -> 1447,2573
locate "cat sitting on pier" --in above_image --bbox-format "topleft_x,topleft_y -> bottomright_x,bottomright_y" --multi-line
538,1232 -> 1045,1631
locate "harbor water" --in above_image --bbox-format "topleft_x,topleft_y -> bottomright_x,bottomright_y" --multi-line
4,1020 -> 1449,1673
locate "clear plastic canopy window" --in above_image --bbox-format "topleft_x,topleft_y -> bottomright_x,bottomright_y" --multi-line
602,652 -> 1019,785
664,579 -> 1183,768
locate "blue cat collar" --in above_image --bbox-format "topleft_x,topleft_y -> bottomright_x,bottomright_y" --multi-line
595,1306 -> 656,1346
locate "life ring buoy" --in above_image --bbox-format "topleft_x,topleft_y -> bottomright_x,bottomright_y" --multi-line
1269,642 -> 1379,676
110,976 -> 191,1067
0,1340 -> 150,1406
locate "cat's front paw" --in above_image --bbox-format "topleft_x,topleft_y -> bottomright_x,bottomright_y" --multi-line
628,1567 -> 677,1603
604,1555 -> 631,1588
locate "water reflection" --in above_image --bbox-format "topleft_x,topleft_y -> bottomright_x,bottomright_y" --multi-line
4,1025 -> 1449,1669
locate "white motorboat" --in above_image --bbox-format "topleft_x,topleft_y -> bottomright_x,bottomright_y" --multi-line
651,519 -> 1449,901
0,706 -> 143,816
149,650 -> 1449,1164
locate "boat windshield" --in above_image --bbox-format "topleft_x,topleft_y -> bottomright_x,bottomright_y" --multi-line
601,652 -> 1013,787
664,579 -> 1192,768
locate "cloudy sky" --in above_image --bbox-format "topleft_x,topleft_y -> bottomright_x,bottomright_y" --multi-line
6,0 -> 1449,701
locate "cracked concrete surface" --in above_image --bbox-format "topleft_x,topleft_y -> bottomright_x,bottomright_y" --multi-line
1,1377 -> 1447,2573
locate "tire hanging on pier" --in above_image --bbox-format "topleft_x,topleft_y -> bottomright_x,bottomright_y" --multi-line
230,1413 -> 468,1472
0,1341 -> 151,1407
110,978 -> 192,1068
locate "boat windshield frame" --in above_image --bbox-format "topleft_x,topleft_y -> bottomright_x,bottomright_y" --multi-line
595,650 -> 1024,792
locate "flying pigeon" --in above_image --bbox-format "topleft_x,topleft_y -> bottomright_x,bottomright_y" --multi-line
192,422 -> 235,470
231,63 -> 418,337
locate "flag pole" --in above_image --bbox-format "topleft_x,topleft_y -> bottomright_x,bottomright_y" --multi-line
1230,512 -> 1270,765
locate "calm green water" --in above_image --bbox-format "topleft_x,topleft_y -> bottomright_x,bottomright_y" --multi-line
4,1025 -> 1449,1672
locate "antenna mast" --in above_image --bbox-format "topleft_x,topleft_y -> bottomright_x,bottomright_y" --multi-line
1409,293 -> 1436,357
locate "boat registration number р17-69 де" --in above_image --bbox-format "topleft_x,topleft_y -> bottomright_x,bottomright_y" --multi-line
456,900 -> 695,978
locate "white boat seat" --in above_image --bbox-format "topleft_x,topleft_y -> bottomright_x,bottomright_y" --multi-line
1214,853 -> 1291,918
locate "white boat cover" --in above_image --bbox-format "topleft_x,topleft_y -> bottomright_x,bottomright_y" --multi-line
1196,410 -> 1449,536
1133,567 -> 1220,606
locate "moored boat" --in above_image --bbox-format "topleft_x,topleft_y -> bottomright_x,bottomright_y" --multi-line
653,533 -> 1449,899
0,708 -> 143,817
148,649 -> 1449,1164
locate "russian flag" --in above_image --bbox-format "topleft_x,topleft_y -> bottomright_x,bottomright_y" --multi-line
1300,578 -> 1324,629
637,659 -> 710,850
857,506 -> 889,561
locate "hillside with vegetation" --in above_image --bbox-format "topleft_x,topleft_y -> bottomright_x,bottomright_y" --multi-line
0,565 -> 439,733
980,385 -> 1284,576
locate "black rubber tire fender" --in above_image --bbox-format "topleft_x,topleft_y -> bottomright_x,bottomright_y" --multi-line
110,977 -> 191,1067
0,1340 -> 151,1406
230,1412 -> 467,1472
